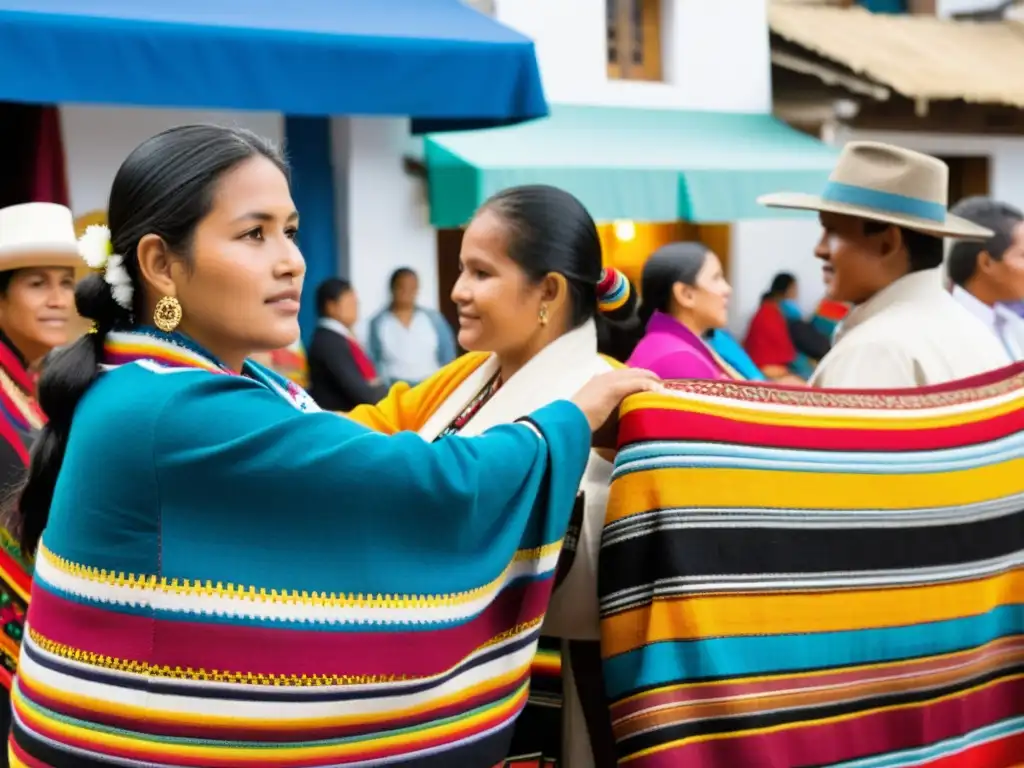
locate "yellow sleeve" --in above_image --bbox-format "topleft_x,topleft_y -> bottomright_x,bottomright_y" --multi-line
600,354 -> 624,370
346,352 -> 492,434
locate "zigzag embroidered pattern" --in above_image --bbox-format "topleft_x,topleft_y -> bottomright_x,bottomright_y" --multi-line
37,541 -> 562,610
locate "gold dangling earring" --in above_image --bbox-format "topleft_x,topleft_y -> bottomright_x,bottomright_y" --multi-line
153,296 -> 183,333
538,304 -> 549,327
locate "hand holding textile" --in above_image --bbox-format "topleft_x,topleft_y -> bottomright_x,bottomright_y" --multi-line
571,368 -> 660,434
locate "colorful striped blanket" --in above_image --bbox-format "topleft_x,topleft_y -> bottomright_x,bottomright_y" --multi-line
601,363 -> 1024,767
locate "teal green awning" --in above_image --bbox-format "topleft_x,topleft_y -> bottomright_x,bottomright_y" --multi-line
425,105 -> 838,227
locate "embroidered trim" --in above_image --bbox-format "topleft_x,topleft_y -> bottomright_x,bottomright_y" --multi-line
29,621 -> 541,686
439,372 -> 502,438
479,617 -> 544,651
662,370 -> 1024,409
38,542 -> 562,610
104,331 -> 229,375
27,626 -> 414,686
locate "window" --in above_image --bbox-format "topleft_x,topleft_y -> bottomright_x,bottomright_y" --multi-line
606,0 -> 662,81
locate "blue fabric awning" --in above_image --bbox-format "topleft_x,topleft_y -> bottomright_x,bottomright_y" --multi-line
0,0 -> 548,131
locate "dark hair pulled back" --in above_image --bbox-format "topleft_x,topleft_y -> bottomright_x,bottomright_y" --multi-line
316,277 -> 353,317
636,242 -> 711,328
762,271 -> 797,302
14,125 -> 287,555
479,185 -> 639,359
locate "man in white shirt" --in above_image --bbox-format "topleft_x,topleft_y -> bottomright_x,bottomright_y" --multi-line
947,197 -> 1024,362
759,142 -> 1010,388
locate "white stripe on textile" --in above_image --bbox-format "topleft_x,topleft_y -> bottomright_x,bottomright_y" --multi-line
33,546 -> 561,626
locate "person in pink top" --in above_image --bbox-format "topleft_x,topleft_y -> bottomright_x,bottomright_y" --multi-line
627,241 -> 739,380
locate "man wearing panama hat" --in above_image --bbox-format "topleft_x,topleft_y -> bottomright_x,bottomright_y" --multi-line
760,141 -> 1010,389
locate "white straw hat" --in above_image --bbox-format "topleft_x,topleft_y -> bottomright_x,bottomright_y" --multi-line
758,142 -> 992,240
0,202 -> 88,275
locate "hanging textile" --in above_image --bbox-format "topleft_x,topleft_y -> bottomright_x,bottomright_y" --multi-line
29,106 -> 69,206
0,103 -> 68,208
601,364 -> 1024,767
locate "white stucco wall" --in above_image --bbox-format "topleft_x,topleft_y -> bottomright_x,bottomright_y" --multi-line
60,106 -> 283,216
333,116 -> 439,324
495,0 -> 771,112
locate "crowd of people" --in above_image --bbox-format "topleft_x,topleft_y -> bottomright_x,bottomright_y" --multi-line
0,126 -> 1017,768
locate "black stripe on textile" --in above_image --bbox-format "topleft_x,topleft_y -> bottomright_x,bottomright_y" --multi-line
507,635 -> 563,762
599,507 -> 1024,598
615,660 -> 1024,758
527,635 -> 564,704
11,716 -> 517,768
553,494 -> 585,592
0,688 -> 9,768
21,626 -> 541,703
568,640 -> 617,768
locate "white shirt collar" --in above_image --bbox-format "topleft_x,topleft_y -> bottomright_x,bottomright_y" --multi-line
951,285 -> 1024,361
835,269 -> 944,344
317,317 -> 353,339
951,285 -> 996,326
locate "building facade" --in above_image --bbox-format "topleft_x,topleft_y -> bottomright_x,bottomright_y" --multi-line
56,0 -> 841,337
771,0 -> 1024,226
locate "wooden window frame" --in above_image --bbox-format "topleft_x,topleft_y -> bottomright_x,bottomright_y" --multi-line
607,0 -> 662,82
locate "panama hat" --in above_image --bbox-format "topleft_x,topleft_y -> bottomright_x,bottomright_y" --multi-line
758,142 -> 992,240
0,202 -> 89,276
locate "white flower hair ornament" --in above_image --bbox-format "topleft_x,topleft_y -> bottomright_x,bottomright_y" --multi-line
78,225 -> 134,311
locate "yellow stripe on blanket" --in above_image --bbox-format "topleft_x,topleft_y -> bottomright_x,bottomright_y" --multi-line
603,566 -> 1024,657
606,461 -> 1024,524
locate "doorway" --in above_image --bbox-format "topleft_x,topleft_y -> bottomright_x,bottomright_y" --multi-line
436,227 -> 464,338
0,102 -> 69,208
938,156 -> 990,207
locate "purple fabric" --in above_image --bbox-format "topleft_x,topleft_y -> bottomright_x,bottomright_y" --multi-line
1004,301 -> 1024,319
627,311 -> 727,380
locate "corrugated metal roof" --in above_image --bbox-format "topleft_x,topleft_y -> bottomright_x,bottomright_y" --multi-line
769,2 -> 1024,107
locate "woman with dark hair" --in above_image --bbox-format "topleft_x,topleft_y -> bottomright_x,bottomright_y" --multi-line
307,277 -> 384,410
7,128 -> 655,767
366,266 -> 457,386
743,271 -> 810,382
627,242 -> 740,379
0,202 -> 83,764
348,184 -> 645,767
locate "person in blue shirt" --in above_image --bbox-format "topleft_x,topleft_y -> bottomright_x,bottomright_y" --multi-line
706,328 -> 766,380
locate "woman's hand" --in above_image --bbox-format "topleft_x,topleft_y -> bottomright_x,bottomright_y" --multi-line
571,368 -> 661,433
